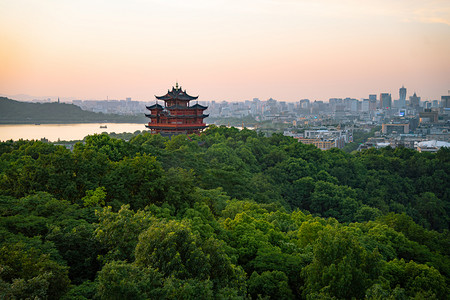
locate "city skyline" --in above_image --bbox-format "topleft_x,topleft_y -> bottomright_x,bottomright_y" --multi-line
1,0 -> 449,102
3,84 -> 446,104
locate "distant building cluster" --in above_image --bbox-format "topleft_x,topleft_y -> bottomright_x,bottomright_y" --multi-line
71,98 -> 145,115
198,86 -> 449,152
286,128 -> 352,151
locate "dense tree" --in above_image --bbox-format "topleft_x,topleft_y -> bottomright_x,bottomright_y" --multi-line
0,242 -> 70,299
248,270 -> 294,300
135,219 -> 246,294
302,226 -> 382,299
0,128 -> 448,299
95,205 -> 155,262
96,261 -> 164,300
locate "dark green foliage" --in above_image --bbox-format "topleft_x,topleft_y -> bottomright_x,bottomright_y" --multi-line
382,259 -> 447,299
0,242 -> 70,299
62,280 -> 97,300
135,219 -> 246,294
0,128 -> 449,299
249,270 -> 294,299
96,261 -> 164,300
302,226 -> 383,299
103,154 -> 165,209
95,205 -> 155,262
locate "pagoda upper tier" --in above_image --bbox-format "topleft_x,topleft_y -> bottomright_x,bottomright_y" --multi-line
155,84 -> 198,102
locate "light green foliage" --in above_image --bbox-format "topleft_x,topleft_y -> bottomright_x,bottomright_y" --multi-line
181,201 -> 220,238
82,186 -> 107,207
84,133 -> 137,162
297,219 -> 326,248
129,131 -> 168,154
165,134 -> 191,151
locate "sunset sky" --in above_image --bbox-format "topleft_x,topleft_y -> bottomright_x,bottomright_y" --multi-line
1,0 -> 449,102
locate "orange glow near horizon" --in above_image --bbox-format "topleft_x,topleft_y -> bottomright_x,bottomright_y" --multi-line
1,0 -> 449,102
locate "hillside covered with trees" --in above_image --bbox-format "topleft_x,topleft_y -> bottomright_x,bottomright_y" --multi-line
0,97 -> 146,124
0,126 -> 449,299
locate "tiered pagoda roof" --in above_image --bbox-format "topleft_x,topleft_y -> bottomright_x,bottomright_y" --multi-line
155,83 -> 198,102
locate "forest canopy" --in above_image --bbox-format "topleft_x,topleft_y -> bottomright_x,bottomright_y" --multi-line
0,126 -> 448,299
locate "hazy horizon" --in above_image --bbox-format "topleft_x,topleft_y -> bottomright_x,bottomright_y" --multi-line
1,0 -> 449,102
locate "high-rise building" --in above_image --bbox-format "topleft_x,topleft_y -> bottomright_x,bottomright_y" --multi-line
369,94 -> 377,111
441,95 -> 450,108
432,100 -> 439,108
399,86 -> 406,108
362,99 -> 370,112
343,98 -> 358,111
299,99 -> 310,109
380,93 -> 392,109
409,93 -> 421,109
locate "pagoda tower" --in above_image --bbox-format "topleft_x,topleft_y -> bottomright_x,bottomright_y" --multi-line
145,83 -> 208,135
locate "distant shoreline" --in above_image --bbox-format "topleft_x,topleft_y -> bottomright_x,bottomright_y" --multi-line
0,97 -> 148,124
0,123 -> 147,142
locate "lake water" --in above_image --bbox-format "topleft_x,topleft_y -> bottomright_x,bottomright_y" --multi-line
0,123 -> 148,142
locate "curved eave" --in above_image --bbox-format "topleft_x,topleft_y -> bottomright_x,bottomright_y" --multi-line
146,104 -> 163,109
155,90 -> 199,101
178,95 -> 198,101
155,95 -> 171,100
190,103 -> 208,109
155,95 -> 198,101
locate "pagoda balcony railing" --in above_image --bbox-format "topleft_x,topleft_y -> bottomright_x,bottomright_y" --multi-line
145,114 -> 209,118
146,124 -> 207,130
146,123 -> 207,127
146,104 -> 207,110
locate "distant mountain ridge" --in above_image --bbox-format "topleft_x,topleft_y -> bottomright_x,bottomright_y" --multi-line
0,93 -> 75,102
0,97 -> 146,124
